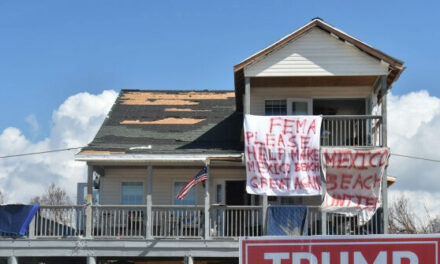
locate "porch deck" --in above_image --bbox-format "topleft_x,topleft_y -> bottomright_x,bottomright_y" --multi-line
0,204 -> 383,240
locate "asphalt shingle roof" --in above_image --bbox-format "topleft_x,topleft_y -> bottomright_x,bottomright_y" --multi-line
79,90 -> 243,155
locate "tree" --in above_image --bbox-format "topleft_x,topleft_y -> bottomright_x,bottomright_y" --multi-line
30,183 -> 72,206
30,183 -> 73,227
388,195 -> 440,234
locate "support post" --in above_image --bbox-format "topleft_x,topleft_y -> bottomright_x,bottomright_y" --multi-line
204,160 -> 211,240
86,165 -> 93,238
320,150 -> 327,235
87,256 -> 96,264
245,77 -> 250,114
262,195 -> 268,235
7,256 -> 17,264
184,256 -> 194,264
146,165 -> 153,239
28,216 -> 36,239
381,75 -> 389,234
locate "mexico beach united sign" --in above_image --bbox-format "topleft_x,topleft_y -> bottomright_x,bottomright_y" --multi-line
240,235 -> 440,264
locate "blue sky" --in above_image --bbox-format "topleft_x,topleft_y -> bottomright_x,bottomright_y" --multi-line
0,0 -> 439,140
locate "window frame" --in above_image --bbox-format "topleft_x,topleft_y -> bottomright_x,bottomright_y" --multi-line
264,98 -> 312,115
121,181 -> 144,205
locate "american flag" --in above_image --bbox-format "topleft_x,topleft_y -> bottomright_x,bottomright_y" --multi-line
176,167 -> 208,200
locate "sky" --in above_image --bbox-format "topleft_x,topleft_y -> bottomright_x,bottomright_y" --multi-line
0,1 -> 440,221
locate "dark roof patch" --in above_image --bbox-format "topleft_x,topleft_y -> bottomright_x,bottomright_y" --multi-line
79,90 -> 243,155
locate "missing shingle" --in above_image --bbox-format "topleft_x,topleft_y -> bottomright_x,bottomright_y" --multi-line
120,117 -> 205,125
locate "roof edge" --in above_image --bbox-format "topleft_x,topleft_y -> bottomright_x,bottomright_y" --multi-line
234,19 -> 404,72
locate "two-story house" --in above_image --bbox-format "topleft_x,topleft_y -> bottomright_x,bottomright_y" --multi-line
0,18 -> 404,264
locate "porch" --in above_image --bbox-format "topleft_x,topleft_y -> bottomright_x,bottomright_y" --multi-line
4,204 -> 383,240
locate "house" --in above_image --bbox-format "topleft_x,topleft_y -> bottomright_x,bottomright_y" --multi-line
0,18 -> 404,264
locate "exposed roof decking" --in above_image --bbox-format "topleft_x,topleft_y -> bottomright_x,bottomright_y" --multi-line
78,90 -> 243,157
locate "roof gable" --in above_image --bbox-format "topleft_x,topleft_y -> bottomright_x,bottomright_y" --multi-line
244,27 -> 389,77
233,19 -> 405,111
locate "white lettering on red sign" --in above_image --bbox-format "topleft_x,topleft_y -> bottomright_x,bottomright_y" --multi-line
241,236 -> 437,264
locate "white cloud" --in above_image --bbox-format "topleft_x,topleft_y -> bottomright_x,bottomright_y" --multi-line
0,90 -> 118,203
388,90 -> 440,216
25,114 -> 40,138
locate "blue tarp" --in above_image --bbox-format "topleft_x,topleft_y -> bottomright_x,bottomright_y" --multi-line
268,205 -> 308,236
0,204 -> 40,235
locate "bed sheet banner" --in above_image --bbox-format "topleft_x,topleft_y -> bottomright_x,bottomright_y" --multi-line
244,115 -> 322,196
321,147 -> 389,223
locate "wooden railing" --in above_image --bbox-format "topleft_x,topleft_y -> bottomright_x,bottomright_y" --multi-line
0,205 -> 383,239
321,115 -> 383,147
210,205 -> 263,238
152,205 -> 204,238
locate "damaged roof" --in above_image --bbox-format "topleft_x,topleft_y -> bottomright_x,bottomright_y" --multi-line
78,90 -> 243,156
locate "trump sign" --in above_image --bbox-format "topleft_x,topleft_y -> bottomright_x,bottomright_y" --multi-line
240,235 -> 440,264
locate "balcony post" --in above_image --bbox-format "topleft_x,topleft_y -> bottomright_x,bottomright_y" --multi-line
86,165 -> 93,238
245,77 -> 250,114
7,256 -> 17,264
87,256 -> 96,264
204,160 -> 211,240
381,75 -> 389,234
262,195 -> 268,235
184,256 -> 194,264
146,165 -> 153,239
320,152 -> 327,235
28,216 -> 36,239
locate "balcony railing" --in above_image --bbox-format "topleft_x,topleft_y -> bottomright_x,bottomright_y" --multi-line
152,205 -> 204,238
0,204 -> 384,239
321,115 -> 383,147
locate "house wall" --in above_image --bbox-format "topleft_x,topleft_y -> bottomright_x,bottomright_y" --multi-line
244,28 -> 389,77
249,86 -> 373,115
100,166 -> 246,205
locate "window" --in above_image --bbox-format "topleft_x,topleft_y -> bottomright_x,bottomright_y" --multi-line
265,100 -> 287,115
291,101 -> 309,115
173,181 -> 196,205
121,182 -> 143,205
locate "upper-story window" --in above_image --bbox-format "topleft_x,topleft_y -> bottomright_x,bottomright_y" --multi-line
265,100 -> 287,115
121,182 -> 143,205
265,99 -> 311,115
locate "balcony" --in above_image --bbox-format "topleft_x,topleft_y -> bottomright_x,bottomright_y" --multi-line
321,115 -> 383,147
0,204 -> 383,240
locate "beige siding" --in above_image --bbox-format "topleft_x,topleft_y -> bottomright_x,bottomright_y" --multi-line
244,28 -> 388,77
250,86 -> 372,115
100,166 -> 246,205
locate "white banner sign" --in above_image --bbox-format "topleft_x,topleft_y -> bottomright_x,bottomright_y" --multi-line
321,147 -> 389,222
244,115 -> 322,196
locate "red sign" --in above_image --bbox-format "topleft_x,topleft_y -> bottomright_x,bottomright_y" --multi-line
240,235 -> 440,264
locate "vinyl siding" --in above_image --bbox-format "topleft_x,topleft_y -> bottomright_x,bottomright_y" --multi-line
244,28 -> 388,77
100,166 -> 246,205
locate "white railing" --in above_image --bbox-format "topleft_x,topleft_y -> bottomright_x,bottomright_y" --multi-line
152,205 -> 204,238
1,204 -> 384,239
210,205 -> 263,238
321,115 -> 383,147
325,210 -> 383,235
92,205 -> 145,237
33,205 -> 86,237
